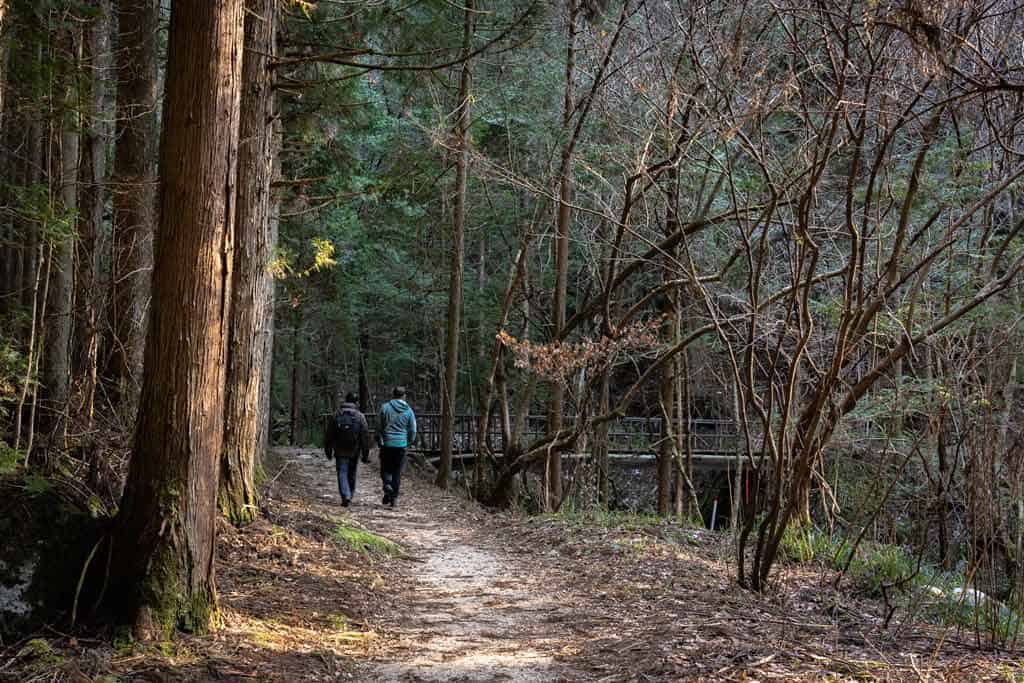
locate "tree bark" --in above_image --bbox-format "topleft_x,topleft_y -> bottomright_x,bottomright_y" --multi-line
0,1 -> 12,312
73,0 -> 112,428
290,307 -> 302,445
41,38 -> 81,444
546,0 -> 578,511
0,1 -> 9,119
111,0 -> 244,636
358,331 -> 370,412
220,0 -> 278,526
657,332 -> 674,517
105,0 -> 159,406
437,0 -> 473,489
20,116 -> 43,313
0,78 -> 13,316
596,368 -> 610,506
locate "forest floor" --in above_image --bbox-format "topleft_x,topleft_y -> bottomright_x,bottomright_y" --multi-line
3,447 -> 1024,682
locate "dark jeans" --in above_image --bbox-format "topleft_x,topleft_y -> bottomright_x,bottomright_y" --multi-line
379,446 -> 406,502
335,456 -> 358,500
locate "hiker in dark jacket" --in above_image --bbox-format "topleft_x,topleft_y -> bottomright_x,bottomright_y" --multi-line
377,386 -> 417,508
325,392 -> 371,507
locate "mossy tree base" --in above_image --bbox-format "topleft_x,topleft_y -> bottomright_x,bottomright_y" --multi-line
108,0 -> 244,639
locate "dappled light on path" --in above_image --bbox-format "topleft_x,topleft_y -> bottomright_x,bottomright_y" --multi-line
295,448 -> 574,682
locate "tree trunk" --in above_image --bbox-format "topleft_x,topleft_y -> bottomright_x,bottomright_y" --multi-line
657,296 -> 676,516
596,368 -> 610,506
477,233 -> 487,362
111,0 -> 244,636
0,87 -> 14,316
41,44 -> 81,444
546,0 -> 578,511
73,0 -> 112,429
21,117 -> 43,313
678,339 -> 697,520
358,331 -> 370,412
220,0 -> 278,527
258,116 -> 280,457
290,307 -> 302,445
0,1 -> 12,312
0,1 -> 9,119
437,0 -> 473,490
105,0 -> 159,406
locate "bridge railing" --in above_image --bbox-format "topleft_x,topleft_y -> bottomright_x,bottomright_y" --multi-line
411,413 -> 748,456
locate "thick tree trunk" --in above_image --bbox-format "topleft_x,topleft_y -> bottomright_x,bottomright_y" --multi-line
220,0 -> 278,526
546,0 -> 578,511
111,0 -> 243,636
437,0 -> 473,490
105,0 -> 159,405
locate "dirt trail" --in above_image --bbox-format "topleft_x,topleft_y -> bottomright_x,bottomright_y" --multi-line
292,448 -> 584,682
261,449 -> 1024,683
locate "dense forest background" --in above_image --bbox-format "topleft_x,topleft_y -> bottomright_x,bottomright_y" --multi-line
2,0 -> 1024,654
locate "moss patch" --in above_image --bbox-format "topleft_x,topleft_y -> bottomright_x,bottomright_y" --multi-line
331,519 -> 401,557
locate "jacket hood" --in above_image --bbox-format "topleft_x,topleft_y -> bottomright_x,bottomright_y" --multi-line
388,399 -> 411,412
339,402 -> 360,412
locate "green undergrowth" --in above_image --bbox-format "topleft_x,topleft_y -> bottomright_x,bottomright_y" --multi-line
779,525 -> 921,596
779,525 -> 1024,644
0,441 -> 23,475
331,518 -> 401,556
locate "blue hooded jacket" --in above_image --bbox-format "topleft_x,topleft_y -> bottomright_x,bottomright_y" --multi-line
378,399 -> 417,448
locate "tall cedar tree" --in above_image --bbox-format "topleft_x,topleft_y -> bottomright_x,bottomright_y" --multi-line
111,0 -> 244,635
220,0 -> 278,525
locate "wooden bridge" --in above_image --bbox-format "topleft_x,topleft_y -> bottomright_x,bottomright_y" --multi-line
410,413 -> 758,471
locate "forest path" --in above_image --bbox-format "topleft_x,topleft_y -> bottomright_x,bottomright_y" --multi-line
4,448 -> 1020,681
288,447 -> 590,682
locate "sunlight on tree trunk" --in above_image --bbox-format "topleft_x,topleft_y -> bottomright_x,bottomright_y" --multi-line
220,0 -> 278,527
111,0 -> 244,637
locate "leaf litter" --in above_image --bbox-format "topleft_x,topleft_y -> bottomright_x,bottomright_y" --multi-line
2,447 -> 1022,681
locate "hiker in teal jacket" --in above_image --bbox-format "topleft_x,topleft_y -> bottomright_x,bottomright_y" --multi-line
377,386 -> 417,507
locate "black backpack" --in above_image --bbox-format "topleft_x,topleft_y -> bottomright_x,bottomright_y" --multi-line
335,410 -> 362,450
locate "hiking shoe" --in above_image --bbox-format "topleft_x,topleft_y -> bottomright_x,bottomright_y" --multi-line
388,499 -> 396,509
382,494 -> 391,506
341,498 -> 351,507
